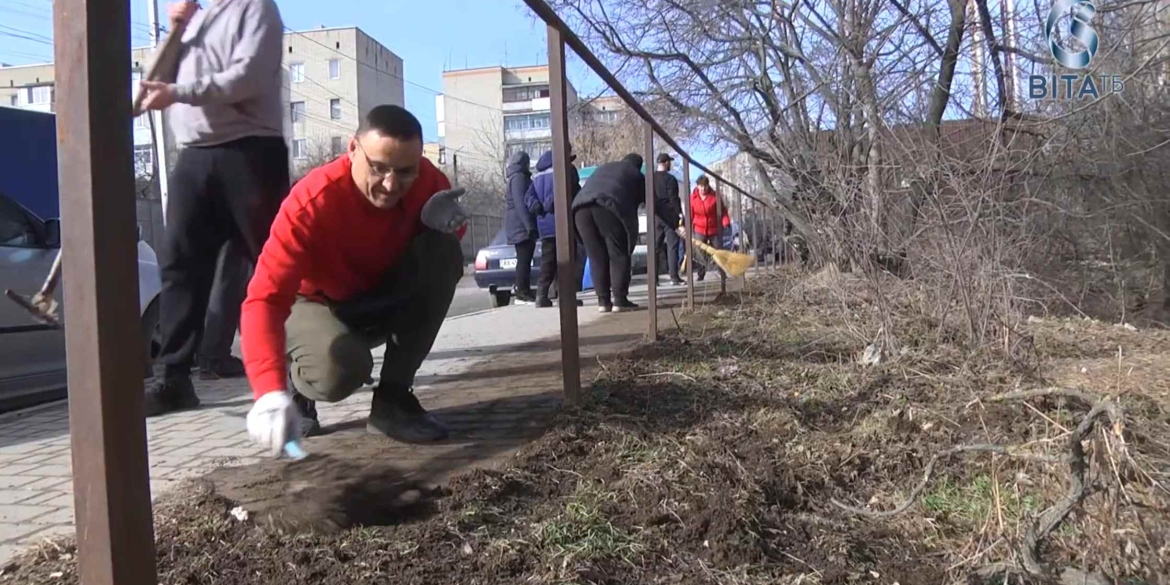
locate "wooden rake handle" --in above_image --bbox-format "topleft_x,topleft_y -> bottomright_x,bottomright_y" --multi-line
131,14 -> 190,117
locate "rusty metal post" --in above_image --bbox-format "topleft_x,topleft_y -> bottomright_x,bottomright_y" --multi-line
54,0 -> 159,583
738,192 -> 747,287
751,204 -> 760,276
547,27 -> 581,405
715,179 -> 726,295
681,159 -> 694,311
643,122 -> 657,339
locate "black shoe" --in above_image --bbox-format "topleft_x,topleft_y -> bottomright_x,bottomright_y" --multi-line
514,290 -> 537,304
671,280 -> 685,286
198,355 -> 246,380
367,384 -> 449,442
615,299 -> 640,312
535,296 -> 553,308
292,391 -> 322,437
143,375 -> 200,417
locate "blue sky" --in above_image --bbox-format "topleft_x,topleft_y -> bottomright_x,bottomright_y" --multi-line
0,0 -> 585,136
0,0 -> 715,159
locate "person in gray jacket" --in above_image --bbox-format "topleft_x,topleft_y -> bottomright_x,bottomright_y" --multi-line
137,0 -> 289,416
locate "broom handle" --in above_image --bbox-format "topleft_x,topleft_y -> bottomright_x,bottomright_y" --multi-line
36,249 -> 64,298
131,14 -> 190,117
691,238 -> 719,257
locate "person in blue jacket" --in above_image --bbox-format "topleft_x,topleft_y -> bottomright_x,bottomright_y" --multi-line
525,149 -> 582,308
502,151 -> 537,303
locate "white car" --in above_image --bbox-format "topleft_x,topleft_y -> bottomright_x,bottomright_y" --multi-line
0,192 -> 161,411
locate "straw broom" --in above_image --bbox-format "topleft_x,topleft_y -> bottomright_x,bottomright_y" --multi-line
685,238 -> 755,278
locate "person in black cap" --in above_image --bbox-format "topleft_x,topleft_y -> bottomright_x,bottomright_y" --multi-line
653,152 -> 684,286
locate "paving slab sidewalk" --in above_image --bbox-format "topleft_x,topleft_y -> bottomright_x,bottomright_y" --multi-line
0,276 -> 733,562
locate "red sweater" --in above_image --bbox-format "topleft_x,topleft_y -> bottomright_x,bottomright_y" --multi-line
241,155 -> 459,397
689,187 -> 731,237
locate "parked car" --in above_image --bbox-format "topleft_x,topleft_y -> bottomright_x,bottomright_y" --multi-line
0,191 -> 162,412
474,216 -> 649,307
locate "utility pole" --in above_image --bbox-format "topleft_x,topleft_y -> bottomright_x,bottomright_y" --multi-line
148,0 -> 171,225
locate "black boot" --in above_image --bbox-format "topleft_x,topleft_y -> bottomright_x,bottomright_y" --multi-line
367,383 -> 449,442
292,391 -> 322,437
198,355 -> 246,380
614,298 -> 640,312
287,370 -> 321,437
143,374 -> 200,417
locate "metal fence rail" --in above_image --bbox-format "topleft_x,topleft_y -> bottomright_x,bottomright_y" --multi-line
521,0 -> 781,406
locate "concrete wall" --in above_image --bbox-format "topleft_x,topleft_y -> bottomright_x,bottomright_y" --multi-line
440,67 -> 506,180
355,29 -> 405,119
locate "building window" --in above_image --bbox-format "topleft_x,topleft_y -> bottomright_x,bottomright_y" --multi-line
10,95 -> 18,106
329,98 -> 341,120
133,144 -> 154,175
593,110 -> 619,123
503,85 -> 550,102
506,140 -> 552,159
329,59 -> 340,80
290,101 -> 305,123
28,85 -> 51,104
504,112 -> 551,132
289,62 -> 305,83
331,136 -> 344,156
292,139 -> 307,159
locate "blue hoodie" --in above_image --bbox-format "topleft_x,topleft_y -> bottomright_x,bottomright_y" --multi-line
524,150 -> 580,239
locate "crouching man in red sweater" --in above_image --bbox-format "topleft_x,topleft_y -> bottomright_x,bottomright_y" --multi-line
242,105 -> 468,455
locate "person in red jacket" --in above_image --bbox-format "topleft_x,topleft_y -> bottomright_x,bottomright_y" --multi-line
689,175 -> 731,281
242,105 -> 468,455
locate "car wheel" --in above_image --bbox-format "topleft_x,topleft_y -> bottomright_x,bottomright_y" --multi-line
490,290 -> 512,308
141,298 -> 161,379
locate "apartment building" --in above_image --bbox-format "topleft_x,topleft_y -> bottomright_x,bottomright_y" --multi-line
285,26 -> 404,172
435,64 -> 580,180
0,26 -> 403,179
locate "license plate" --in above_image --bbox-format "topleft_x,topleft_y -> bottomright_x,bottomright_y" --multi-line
500,258 -> 517,269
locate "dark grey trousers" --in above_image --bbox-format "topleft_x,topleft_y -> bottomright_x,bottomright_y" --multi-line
286,230 -> 463,402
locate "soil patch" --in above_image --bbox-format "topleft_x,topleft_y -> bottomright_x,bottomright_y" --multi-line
4,272 -> 1167,585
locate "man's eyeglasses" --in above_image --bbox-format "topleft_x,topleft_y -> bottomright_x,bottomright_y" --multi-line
354,138 -> 418,181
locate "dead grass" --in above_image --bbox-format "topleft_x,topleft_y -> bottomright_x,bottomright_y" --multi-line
2,270 -> 1167,584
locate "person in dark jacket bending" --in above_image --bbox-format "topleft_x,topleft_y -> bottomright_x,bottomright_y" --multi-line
525,149 -> 582,308
503,151 -> 537,303
652,153 -> 684,286
572,153 -> 683,313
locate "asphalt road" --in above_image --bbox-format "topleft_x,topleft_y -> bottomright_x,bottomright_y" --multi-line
447,274 -> 493,318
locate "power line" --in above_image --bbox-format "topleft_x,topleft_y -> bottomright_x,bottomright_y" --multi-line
0,30 -> 51,46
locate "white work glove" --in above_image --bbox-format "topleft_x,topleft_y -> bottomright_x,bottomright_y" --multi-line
246,391 -> 302,457
675,226 -> 687,238
421,187 -> 468,233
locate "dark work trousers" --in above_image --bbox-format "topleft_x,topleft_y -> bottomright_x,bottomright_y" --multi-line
695,234 -> 723,281
198,240 -> 253,362
158,137 -> 290,378
654,223 -> 681,283
286,230 -> 463,401
536,236 -> 558,299
514,239 -> 536,293
574,205 -> 631,306
574,236 -> 587,291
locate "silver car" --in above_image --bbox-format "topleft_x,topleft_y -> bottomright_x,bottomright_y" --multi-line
0,192 -> 162,411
